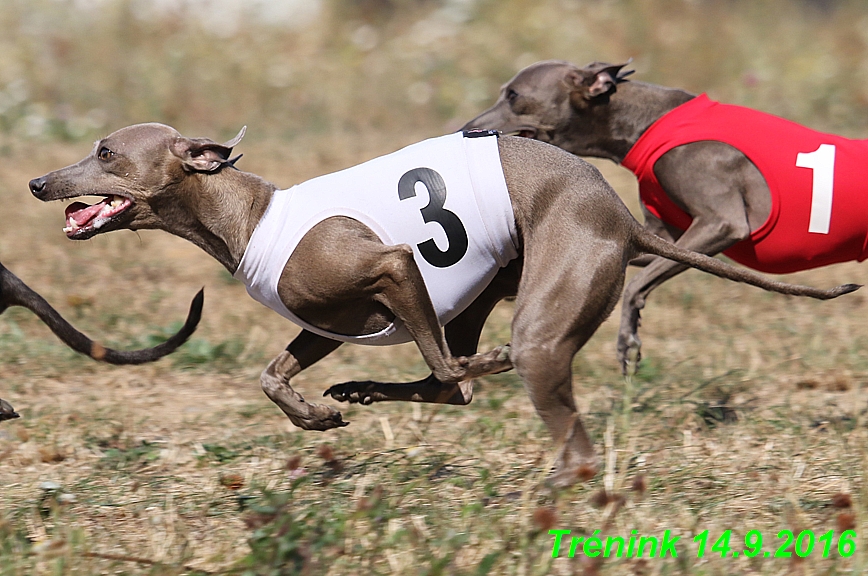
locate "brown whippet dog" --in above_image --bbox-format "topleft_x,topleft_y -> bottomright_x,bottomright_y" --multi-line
0,261 -> 203,365
463,60 -> 858,373
28,124 -> 857,485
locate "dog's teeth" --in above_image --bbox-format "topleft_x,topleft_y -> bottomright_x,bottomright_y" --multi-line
110,197 -> 122,208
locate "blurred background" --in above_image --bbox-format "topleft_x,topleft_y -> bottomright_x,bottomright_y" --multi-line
2,0 -> 868,150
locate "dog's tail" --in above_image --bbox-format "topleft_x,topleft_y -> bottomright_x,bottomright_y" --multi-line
0,263 -> 204,364
631,227 -> 861,300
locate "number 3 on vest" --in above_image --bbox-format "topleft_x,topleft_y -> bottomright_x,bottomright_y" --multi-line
398,168 -> 469,268
796,144 -> 836,235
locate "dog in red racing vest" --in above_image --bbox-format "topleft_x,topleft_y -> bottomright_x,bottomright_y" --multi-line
463,59 -> 868,371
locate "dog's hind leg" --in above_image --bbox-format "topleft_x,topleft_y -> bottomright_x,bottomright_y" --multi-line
325,374 -> 476,406
260,330 -> 348,430
510,234 -> 626,488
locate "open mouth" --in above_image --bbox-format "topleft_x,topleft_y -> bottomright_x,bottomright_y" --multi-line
502,127 -> 538,139
63,195 -> 133,239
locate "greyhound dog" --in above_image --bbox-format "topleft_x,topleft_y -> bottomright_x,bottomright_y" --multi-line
0,261 -> 203,365
28,124 -> 857,485
463,60 -> 868,372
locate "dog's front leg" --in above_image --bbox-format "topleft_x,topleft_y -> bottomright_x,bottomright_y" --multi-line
302,242 -> 511,387
619,143 -> 768,371
324,246 -> 514,406
372,245 -> 512,383
260,329 -> 347,431
619,220 -> 752,373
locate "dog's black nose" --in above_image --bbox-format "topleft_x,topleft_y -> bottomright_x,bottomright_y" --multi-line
29,177 -> 47,198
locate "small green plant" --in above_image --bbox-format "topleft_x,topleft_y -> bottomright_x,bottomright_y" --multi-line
137,326 -> 247,371
634,357 -> 662,383
173,338 -> 245,370
200,443 -> 240,464
99,440 -> 161,471
0,515 -> 32,575
237,485 -> 349,575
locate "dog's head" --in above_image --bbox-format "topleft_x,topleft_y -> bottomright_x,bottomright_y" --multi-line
461,60 -> 632,153
29,123 -> 245,241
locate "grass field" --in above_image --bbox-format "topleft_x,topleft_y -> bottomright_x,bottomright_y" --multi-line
3,0 -> 868,574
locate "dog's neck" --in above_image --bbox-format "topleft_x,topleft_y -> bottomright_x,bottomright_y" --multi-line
163,168 -> 277,273
566,81 -> 694,164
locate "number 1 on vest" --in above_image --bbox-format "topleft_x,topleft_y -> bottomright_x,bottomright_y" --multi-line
796,144 -> 836,235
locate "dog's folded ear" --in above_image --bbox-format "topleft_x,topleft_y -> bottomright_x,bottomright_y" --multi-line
170,126 -> 247,173
570,60 -> 634,100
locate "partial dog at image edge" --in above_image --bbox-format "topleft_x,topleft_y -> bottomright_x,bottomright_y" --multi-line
463,59 -> 868,373
0,260 -> 204,365
0,397 -> 19,422
28,124 -> 858,486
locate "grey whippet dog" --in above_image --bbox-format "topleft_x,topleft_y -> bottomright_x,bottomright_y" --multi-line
28,124 -> 857,485
0,261 -> 203,365
463,59 -> 848,373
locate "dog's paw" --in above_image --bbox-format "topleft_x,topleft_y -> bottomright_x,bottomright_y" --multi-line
456,345 -> 514,379
616,333 -> 642,376
324,381 -> 382,405
288,402 -> 349,431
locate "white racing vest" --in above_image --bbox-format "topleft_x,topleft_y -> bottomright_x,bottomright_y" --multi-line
234,131 -> 519,345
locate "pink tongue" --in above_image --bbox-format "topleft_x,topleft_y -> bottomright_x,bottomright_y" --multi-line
65,200 -> 108,226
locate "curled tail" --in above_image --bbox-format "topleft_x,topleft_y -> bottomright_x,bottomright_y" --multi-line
631,226 -> 860,300
0,263 -> 203,364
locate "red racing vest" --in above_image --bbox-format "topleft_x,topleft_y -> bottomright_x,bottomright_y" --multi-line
621,94 -> 868,274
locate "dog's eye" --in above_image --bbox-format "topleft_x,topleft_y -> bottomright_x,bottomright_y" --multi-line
98,147 -> 114,161
506,89 -> 519,104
